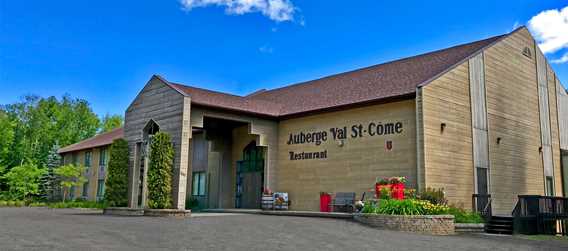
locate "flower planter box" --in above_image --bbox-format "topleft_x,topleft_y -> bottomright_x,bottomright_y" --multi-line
375,183 -> 405,200
354,214 -> 455,235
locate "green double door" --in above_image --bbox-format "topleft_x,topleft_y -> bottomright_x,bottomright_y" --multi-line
236,142 -> 264,209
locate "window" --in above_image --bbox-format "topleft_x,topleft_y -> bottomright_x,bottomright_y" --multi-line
72,153 -> 78,165
99,148 -> 108,166
545,176 -> 554,196
83,182 -> 89,197
97,180 -> 105,200
522,47 -> 532,58
99,148 -> 107,175
192,172 -> 206,196
84,151 -> 92,171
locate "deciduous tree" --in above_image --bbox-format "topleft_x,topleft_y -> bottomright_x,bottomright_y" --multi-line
54,164 -> 87,202
100,114 -> 123,133
2,163 -> 46,200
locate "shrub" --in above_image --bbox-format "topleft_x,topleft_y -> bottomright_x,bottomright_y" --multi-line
378,187 -> 391,200
362,199 -> 450,216
104,139 -> 129,207
376,199 -> 424,215
48,201 -> 107,209
0,201 -> 7,207
147,132 -> 174,209
419,187 -> 448,205
29,202 -> 47,207
2,163 -> 47,201
448,207 -> 484,223
404,188 -> 417,199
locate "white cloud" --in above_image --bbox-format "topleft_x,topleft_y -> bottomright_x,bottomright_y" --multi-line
511,21 -> 520,32
180,0 -> 296,22
551,52 -> 568,64
527,6 -> 568,54
258,44 -> 273,53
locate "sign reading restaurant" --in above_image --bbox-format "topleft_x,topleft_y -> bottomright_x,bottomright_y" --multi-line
287,121 -> 404,160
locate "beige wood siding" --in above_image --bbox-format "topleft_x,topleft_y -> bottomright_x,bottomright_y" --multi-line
277,100 -> 417,211
125,76 -> 189,209
483,28 -> 543,214
422,61 -> 474,208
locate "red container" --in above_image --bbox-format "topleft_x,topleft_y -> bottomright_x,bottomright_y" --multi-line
375,183 -> 405,200
391,183 -> 405,200
320,193 -> 331,212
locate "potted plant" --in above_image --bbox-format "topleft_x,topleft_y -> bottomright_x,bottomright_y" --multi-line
389,177 -> 406,200
375,176 -> 407,200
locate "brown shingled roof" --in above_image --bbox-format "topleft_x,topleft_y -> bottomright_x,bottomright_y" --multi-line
58,127 -> 124,154
164,32 -> 507,118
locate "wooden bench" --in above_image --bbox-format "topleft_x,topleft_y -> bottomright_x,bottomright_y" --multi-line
329,192 -> 356,213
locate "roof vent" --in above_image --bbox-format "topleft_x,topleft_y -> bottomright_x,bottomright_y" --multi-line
522,47 -> 532,58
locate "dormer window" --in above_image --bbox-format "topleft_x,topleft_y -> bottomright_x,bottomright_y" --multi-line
522,47 -> 532,58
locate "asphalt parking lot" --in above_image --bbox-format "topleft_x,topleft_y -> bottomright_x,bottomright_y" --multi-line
0,207 -> 566,251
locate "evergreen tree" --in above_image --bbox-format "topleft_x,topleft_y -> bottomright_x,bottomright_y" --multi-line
104,139 -> 129,207
39,144 -> 61,201
147,132 -> 174,209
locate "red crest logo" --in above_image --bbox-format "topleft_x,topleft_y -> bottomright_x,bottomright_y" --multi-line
386,140 -> 393,151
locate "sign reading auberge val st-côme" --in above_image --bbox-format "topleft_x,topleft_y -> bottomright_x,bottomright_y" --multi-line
287,121 -> 403,160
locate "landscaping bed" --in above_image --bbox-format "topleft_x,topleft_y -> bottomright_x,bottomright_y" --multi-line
352,178 -> 484,235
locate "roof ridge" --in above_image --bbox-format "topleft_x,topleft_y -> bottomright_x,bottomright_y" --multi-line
58,127 -> 124,153
169,82 -> 249,99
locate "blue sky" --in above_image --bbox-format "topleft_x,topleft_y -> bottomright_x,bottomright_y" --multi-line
1,1 -> 567,116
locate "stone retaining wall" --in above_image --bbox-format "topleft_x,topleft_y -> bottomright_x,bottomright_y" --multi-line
354,214 -> 455,235
103,207 -> 144,216
103,207 -> 191,217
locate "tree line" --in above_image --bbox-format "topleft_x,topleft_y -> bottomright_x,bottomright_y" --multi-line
0,94 -> 124,200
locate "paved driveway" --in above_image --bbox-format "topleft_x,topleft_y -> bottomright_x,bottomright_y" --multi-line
0,208 -> 566,251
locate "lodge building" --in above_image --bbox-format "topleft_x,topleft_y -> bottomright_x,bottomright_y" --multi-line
61,27 -> 568,215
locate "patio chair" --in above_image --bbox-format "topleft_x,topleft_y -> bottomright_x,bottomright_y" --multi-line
329,192 -> 356,213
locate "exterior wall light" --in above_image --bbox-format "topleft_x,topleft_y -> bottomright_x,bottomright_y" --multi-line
497,137 -> 502,144
440,123 -> 446,133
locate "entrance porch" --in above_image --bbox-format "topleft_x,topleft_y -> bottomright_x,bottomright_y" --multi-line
187,117 -> 267,210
